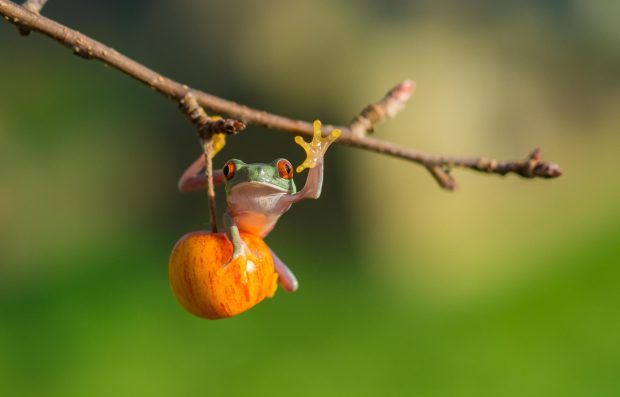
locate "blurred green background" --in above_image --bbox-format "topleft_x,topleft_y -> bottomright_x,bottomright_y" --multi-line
1,1 -> 619,396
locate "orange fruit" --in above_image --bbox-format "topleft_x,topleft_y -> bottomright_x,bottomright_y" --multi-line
168,231 -> 278,319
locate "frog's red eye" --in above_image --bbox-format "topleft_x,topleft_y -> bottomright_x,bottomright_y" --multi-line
277,159 -> 293,180
222,161 -> 236,180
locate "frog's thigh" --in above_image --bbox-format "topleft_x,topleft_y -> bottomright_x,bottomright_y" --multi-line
269,248 -> 299,292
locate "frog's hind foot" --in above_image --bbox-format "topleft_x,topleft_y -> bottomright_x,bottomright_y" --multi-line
269,248 -> 299,292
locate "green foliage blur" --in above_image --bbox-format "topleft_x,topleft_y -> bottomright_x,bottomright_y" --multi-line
1,1 -> 619,396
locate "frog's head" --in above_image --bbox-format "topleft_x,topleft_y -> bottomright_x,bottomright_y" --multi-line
222,159 -> 297,194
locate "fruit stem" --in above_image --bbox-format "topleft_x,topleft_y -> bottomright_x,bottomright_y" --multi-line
202,139 -> 218,232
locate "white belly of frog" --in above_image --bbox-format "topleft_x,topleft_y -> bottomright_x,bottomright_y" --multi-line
227,184 -> 291,213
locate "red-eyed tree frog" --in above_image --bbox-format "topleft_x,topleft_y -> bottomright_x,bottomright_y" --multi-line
178,120 -> 340,292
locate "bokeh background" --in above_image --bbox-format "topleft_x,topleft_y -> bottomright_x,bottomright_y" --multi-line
1,1 -> 619,396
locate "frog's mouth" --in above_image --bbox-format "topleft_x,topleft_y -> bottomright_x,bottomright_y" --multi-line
228,181 -> 289,195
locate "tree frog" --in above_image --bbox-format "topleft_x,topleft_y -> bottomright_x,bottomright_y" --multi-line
178,120 -> 341,292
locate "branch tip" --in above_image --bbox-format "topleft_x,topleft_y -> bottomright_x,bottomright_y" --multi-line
532,161 -> 563,178
522,148 -> 562,178
426,165 -> 458,191
350,80 -> 415,137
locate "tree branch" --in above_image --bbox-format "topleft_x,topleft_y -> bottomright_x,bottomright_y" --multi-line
0,0 -> 562,190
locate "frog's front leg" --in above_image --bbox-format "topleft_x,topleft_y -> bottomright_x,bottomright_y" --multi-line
288,120 -> 341,202
269,248 -> 299,292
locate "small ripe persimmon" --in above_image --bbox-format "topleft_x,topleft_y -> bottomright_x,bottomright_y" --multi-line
169,231 -> 278,319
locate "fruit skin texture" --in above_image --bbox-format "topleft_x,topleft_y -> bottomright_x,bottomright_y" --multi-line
169,231 -> 278,319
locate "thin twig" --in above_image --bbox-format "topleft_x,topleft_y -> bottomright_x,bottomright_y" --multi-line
179,93 -> 245,232
0,0 -> 563,190
178,94 -> 219,232
202,140 -> 218,232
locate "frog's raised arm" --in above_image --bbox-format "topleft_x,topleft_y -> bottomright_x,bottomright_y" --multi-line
285,120 -> 341,203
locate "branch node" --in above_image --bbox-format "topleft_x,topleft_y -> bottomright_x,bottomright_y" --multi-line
476,157 -> 498,172
350,80 -> 415,137
179,93 -> 246,142
72,46 -> 92,59
17,0 -> 47,35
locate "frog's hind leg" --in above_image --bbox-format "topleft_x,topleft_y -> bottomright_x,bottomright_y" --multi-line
269,248 -> 299,292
